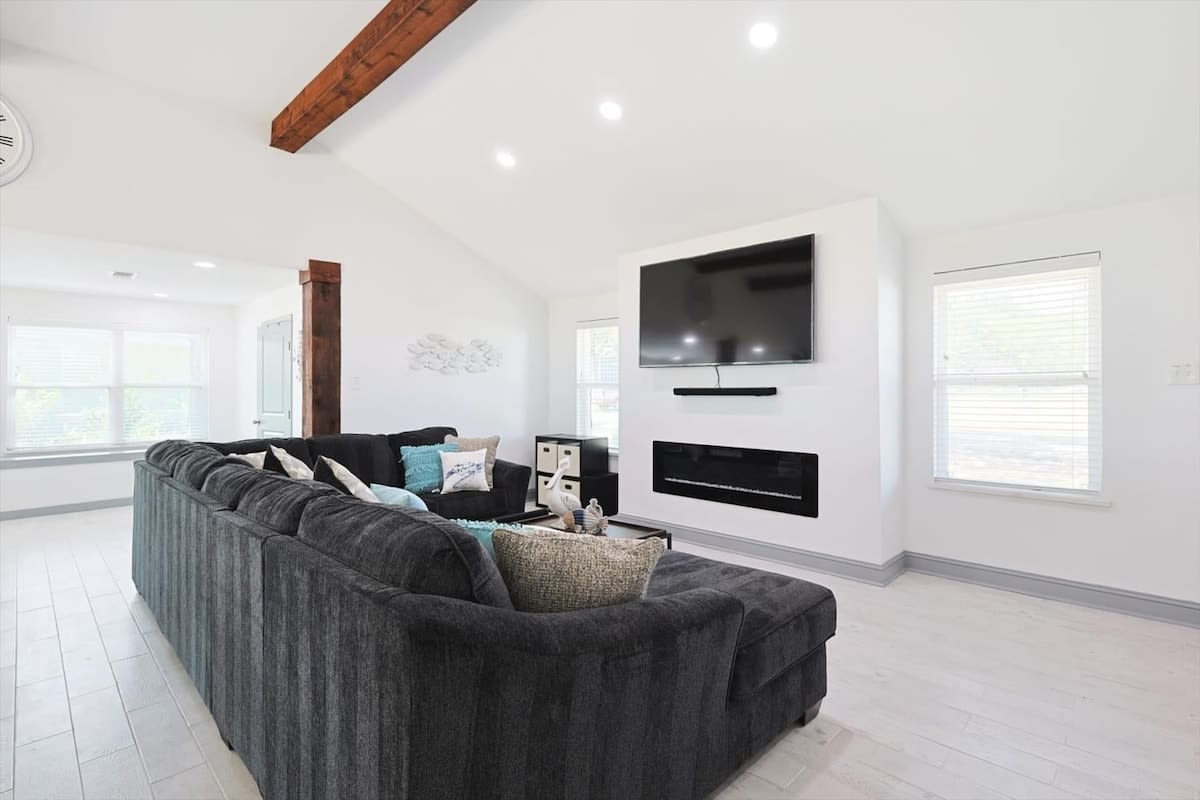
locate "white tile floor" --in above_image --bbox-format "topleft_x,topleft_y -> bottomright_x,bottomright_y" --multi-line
2,507 -> 1198,800
1,507 -> 258,800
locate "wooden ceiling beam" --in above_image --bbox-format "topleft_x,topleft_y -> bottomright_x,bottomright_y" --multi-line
271,0 -> 476,153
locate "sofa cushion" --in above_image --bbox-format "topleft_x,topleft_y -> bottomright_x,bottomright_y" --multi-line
171,445 -> 231,489
205,437 -> 312,466
145,440 -> 194,472
307,433 -> 399,486
386,426 -> 457,464
296,495 -> 512,608
235,473 -> 339,534
647,551 -> 836,698
203,463 -> 272,508
419,489 -> 505,521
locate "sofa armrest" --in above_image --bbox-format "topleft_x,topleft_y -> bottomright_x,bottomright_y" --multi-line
490,457 -> 531,515
392,589 -> 745,799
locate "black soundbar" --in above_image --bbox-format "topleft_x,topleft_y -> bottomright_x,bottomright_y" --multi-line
673,387 -> 778,396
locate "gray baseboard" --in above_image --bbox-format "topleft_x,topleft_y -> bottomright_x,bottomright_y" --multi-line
622,515 -> 1200,629
904,552 -> 1200,629
0,497 -> 133,521
617,514 -> 908,586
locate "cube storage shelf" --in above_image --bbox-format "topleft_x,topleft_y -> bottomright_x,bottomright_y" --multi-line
534,434 -> 618,515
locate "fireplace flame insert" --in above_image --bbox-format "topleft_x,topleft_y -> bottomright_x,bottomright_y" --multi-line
652,441 -> 817,517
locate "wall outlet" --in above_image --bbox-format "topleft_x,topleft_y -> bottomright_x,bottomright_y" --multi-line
1168,362 -> 1199,385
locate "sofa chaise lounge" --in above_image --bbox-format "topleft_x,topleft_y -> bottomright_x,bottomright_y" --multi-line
132,433 -> 836,800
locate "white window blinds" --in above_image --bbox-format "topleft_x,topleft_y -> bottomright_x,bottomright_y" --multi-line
933,253 -> 1101,493
6,324 -> 208,453
576,321 -> 619,450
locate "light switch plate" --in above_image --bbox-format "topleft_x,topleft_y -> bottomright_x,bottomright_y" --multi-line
1168,362 -> 1199,385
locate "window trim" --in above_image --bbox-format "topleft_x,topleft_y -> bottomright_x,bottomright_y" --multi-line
931,252 -> 1103,497
575,318 -> 619,453
3,319 -> 211,456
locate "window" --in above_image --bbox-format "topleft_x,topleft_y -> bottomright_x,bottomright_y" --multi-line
933,253 -> 1101,494
5,324 -> 208,453
576,321 -> 619,450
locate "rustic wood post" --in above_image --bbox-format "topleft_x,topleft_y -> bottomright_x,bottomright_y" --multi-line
299,260 -> 341,436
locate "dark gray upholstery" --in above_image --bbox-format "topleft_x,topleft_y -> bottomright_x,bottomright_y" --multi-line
307,433 -> 399,486
205,436 -> 313,466
202,462 -> 268,508
130,460 -> 165,609
131,430 -> 836,800
491,459 -> 531,515
144,439 -> 194,472
153,475 -> 225,704
418,489 -> 502,520
297,495 -> 512,608
262,536 -> 745,800
171,445 -> 232,489
649,550 -> 836,698
385,426 -> 457,461
208,508 -> 282,788
235,474 -> 339,534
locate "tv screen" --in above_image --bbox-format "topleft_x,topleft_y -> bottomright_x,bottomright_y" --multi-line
639,234 -> 814,367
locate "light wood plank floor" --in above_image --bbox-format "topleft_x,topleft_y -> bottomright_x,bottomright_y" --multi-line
1,508 -> 1197,800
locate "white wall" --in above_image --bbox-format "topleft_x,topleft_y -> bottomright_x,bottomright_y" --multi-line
0,44 -> 547,468
904,194 -> 1200,602
546,291 -> 619,435
618,199 -> 903,565
0,287 -> 239,512
877,211 -> 906,561
235,284 -> 302,440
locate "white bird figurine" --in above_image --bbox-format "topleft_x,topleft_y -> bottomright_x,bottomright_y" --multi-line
544,455 -> 582,517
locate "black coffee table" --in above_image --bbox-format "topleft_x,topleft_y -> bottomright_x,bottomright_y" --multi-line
514,513 -> 671,549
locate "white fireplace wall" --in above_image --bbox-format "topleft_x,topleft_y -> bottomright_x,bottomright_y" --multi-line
617,198 -> 903,565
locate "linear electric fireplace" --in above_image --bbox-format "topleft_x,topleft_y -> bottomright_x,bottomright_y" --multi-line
652,441 -> 817,517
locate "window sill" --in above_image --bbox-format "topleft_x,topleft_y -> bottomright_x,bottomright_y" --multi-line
929,480 -> 1111,508
0,449 -> 145,470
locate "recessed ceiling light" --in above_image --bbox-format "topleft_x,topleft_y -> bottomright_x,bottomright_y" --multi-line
598,100 -> 623,121
110,271 -> 138,280
495,150 -> 516,169
748,22 -> 778,49
192,260 -> 216,269
152,292 -> 169,299
752,345 -> 765,354
682,334 -> 698,345
672,355 -> 682,362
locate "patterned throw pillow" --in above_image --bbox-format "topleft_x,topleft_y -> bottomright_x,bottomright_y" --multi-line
444,434 -> 500,488
312,456 -> 380,503
266,445 -> 314,479
439,449 -> 489,494
492,528 -> 666,612
399,442 -> 459,493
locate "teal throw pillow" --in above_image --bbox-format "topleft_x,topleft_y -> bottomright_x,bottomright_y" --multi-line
369,483 -> 429,511
399,443 -> 459,493
451,519 -> 535,559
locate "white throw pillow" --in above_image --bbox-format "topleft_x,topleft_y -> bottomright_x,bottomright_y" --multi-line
439,448 -> 489,494
269,445 -> 314,479
320,456 -> 380,503
230,451 -> 266,469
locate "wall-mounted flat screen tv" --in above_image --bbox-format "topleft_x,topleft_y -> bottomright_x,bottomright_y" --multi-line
639,234 -> 814,367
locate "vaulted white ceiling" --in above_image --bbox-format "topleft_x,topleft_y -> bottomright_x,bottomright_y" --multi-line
2,1 -> 1197,296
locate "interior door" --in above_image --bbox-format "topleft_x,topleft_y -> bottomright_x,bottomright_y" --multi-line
256,316 -> 292,438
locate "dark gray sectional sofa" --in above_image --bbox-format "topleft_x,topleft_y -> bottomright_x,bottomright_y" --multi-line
132,432 -> 837,800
